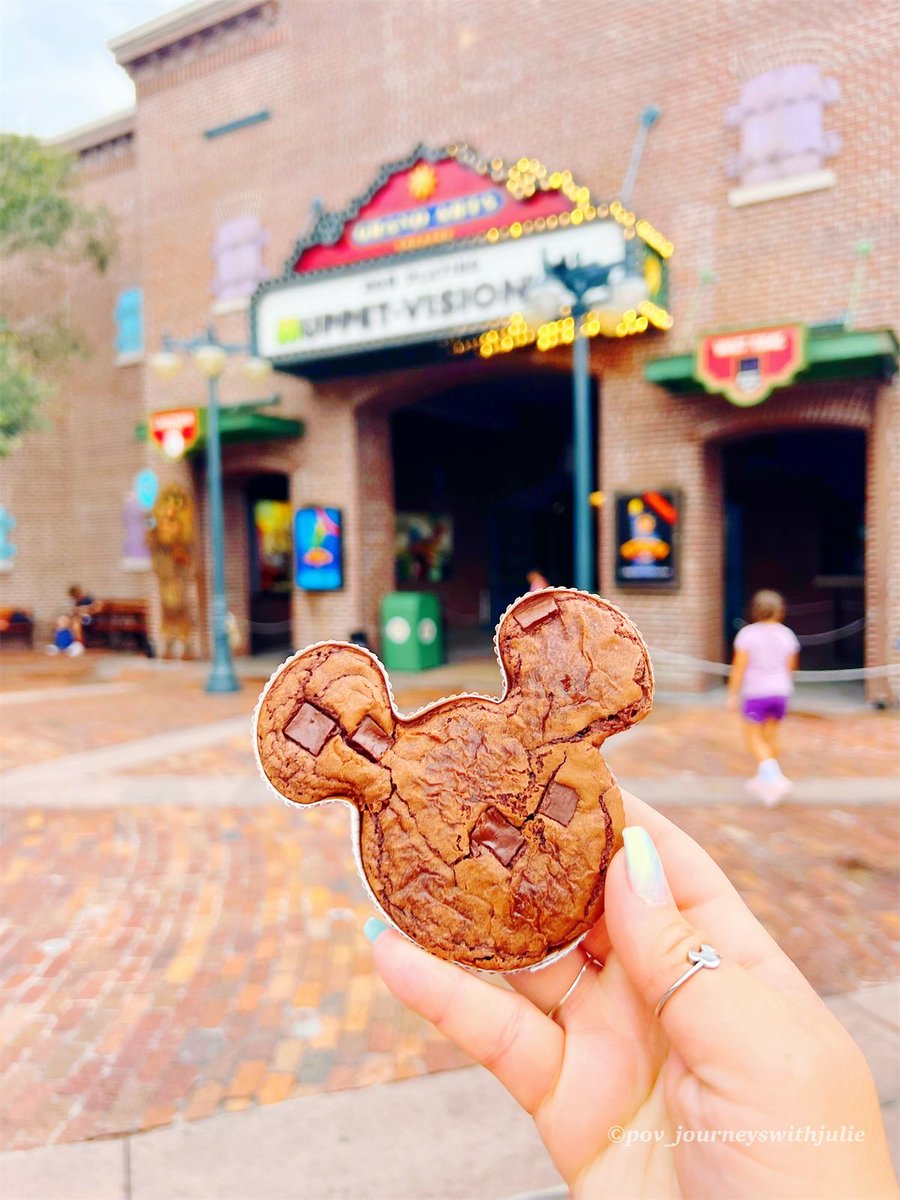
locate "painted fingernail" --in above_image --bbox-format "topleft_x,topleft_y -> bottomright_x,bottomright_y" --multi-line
623,827 -> 672,907
364,917 -> 390,943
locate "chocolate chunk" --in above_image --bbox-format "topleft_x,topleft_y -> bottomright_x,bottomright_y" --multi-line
538,781 -> 579,826
348,715 -> 393,761
471,806 -> 525,868
515,594 -> 559,630
283,702 -> 336,755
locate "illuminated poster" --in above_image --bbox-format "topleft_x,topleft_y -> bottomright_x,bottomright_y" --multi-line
615,491 -> 680,588
295,507 -> 343,591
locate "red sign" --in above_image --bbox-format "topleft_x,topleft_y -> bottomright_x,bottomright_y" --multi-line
695,325 -> 807,407
149,408 -> 200,458
295,157 -> 573,274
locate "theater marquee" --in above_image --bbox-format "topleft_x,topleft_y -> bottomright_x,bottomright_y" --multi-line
252,144 -> 673,369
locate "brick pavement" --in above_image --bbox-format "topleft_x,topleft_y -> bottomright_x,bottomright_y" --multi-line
0,803 -> 469,1152
1,651 -> 898,1153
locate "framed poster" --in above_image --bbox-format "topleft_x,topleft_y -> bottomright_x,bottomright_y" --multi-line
254,500 -> 292,593
395,513 -> 453,583
614,491 -> 680,588
295,507 -> 343,591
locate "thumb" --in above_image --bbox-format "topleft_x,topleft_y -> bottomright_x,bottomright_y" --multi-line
605,826 -> 790,1077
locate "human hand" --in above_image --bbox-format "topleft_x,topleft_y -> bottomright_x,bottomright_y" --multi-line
367,792 -> 898,1198
726,692 -> 739,713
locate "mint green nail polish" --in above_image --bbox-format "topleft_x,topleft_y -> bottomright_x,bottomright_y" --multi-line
364,917 -> 389,943
623,826 -> 671,907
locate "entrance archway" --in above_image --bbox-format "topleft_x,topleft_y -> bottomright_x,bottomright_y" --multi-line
722,428 -> 865,669
390,368 -> 593,653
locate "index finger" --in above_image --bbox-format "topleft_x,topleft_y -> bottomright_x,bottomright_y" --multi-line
371,927 -> 564,1116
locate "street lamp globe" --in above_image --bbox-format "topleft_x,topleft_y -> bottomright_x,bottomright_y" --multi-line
149,350 -> 184,381
607,270 -> 649,313
522,278 -> 569,330
241,355 -> 273,384
192,343 -> 229,378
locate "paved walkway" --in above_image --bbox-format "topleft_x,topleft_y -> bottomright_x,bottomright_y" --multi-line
2,983 -> 898,1199
1,649 -> 897,1180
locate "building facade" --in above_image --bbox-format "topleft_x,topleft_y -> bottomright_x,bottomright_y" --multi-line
2,0 -> 897,699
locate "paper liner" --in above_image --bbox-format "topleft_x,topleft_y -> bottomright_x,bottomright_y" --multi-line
251,587 -> 654,975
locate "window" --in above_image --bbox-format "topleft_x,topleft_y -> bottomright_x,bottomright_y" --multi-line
211,215 -> 270,302
121,492 -> 151,569
726,64 -> 840,202
0,505 -> 16,571
114,287 -> 144,357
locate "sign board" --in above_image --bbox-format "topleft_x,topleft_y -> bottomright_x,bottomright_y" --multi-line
252,145 -> 672,368
148,409 -> 200,458
614,491 -> 680,588
257,222 -> 629,362
695,325 -> 806,407
295,507 -> 343,591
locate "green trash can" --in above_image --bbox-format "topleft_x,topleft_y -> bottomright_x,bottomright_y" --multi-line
380,592 -> 444,672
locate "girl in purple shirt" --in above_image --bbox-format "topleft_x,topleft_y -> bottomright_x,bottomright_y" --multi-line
727,589 -> 800,806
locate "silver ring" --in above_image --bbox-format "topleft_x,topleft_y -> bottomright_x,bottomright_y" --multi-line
654,943 -> 721,1017
547,948 -> 604,1022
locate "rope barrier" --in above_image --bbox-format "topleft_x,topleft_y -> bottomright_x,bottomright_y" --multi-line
236,618 -> 892,683
649,647 -> 899,683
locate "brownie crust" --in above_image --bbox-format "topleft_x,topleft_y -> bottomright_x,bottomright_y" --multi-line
255,589 -> 653,971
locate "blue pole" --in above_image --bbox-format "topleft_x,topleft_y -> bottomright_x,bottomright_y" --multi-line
205,370 -> 240,692
572,317 -> 595,592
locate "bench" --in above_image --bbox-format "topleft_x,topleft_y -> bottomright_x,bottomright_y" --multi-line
0,606 -> 34,648
81,600 -> 149,652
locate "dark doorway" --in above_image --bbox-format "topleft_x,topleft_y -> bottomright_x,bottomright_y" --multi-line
246,474 -> 292,655
723,429 -> 865,668
392,371 -> 593,650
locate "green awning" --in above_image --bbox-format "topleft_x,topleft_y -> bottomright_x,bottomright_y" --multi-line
645,327 -> 898,395
137,402 -> 303,449
197,406 -> 304,447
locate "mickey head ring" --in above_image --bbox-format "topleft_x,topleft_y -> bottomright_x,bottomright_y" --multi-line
654,943 -> 721,1017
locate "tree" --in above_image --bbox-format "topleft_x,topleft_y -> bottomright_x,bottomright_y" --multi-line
0,134 -> 116,455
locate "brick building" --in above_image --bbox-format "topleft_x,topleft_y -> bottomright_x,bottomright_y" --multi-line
2,0 -> 897,700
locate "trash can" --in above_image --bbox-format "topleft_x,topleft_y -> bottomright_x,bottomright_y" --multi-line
380,592 -> 444,672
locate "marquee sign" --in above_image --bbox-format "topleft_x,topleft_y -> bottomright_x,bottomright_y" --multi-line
148,408 -> 200,458
695,325 -> 807,407
252,143 -> 673,368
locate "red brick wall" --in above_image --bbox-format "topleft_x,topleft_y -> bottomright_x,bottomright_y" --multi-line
0,138 -> 147,642
3,0 -> 897,697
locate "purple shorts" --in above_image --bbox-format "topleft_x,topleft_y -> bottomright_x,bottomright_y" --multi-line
742,696 -> 787,723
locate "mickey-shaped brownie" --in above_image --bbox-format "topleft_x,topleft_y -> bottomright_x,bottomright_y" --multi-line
253,589 -> 653,971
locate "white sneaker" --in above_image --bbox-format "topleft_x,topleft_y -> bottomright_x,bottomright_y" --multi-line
745,775 -> 787,808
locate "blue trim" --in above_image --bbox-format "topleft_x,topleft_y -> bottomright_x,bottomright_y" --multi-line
203,110 -> 270,140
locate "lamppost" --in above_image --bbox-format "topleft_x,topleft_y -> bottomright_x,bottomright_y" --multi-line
528,259 -> 628,592
523,105 -> 662,593
150,328 -> 272,693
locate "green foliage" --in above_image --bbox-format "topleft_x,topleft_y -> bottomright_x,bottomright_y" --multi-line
0,135 -> 116,268
0,135 -> 117,454
0,334 -> 50,455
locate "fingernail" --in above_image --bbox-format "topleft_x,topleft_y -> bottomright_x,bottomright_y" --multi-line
623,827 -> 672,907
364,917 -> 390,943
